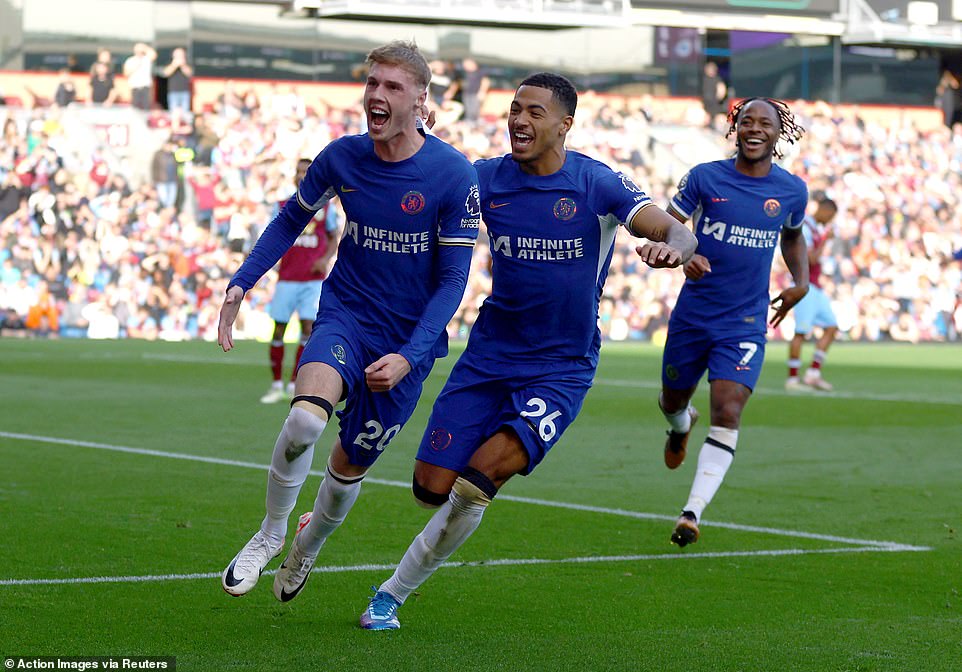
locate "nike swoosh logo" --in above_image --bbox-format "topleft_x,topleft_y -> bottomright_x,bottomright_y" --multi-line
489,201 -> 510,209
223,560 -> 243,588
341,186 -> 357,193
277,561 -> 310,602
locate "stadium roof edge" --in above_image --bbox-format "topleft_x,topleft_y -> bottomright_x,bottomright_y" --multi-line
300,0 -> 631,28
627,8 -> 846,35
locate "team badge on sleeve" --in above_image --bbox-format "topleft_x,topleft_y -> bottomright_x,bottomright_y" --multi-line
677,172 -> 689,191
401,191 -> 425,215
620,173 -> 643,193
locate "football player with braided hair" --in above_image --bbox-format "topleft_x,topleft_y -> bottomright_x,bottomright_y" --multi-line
725,96 -> 805,159
658,97 -> 810,547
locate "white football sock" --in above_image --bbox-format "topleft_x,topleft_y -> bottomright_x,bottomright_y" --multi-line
298,464 -> 363,555
660,395 -> 692,434
260,407 -> 327,544
379,479 -> 491,603
684,425 -> 738,521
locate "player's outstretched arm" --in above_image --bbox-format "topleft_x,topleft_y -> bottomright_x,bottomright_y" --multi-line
217,285 -> 245,352
629,205 -> 697,268
770,225 -> 810,327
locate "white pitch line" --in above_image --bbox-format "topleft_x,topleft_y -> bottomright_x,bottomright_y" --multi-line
7,350 -> 958,406
595,377 -> 962,407
0,545 -> 924,588
0,431 -> 931,552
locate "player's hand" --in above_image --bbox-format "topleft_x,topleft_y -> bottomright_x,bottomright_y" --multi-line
635,242 -> 683,268
217,285 -> 245,352
682,254 -> 712,280
769,284 -> 809,328
418,105 -> 437,130
365,353 -> 412,392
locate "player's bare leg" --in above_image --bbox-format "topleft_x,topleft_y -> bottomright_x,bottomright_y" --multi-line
671,379 -> 747,547
286,317 -> 314,397
362,432 -> 526,630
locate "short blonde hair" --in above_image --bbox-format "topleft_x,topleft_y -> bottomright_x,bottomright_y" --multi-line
366,40 -> 431,92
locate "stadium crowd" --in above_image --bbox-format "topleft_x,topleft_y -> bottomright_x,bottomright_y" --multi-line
1,81 -> 961,344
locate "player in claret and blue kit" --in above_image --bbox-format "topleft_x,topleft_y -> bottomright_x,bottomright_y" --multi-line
657,97 -> 811,548
358,72 -> 698,630
216,40 -> 480,602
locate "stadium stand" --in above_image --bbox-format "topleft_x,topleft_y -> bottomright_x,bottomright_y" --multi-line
1,81 -> 960,343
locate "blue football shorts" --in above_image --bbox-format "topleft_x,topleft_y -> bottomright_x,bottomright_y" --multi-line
792,286 -> 837,335
268,280 -> 323,324
300,309 -> 434,468
661,318 -> 766,392
416,350 -> 595,476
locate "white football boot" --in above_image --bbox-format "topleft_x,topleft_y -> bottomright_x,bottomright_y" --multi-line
273,512 -> 318,602
803,369 -> 834,391
260,383 -> 287,404
222,530 -> 284,596
784,376 -> 811,392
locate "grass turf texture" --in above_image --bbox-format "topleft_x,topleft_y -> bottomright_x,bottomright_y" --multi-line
1,338 -> 959,672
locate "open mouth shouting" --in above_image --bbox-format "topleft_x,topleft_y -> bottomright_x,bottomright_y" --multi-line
369,105 -> 390,132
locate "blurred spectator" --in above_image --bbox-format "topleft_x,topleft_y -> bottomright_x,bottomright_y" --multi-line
701,61 -> 728,123
163,47 -> 193,115
151,139 -> 178,210
54,69 -> 77,107
89,61 -> 116,106
454,58 -> 490,122
25,281 -> 59,336
125,43 -> 158,111
1,306 -> 27,336
936,69 -> 962,129
428,60 -> 457,107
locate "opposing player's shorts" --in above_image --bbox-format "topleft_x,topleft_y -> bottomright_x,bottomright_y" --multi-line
416,350 -> 595,476
661,318 -> 766,392
268,280 -> 323,323
300,309 -> 434,468
792,286 -> 837,335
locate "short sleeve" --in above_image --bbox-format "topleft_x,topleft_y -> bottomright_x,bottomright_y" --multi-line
668,167 -> 702,221
783,181 -> 809,230
590,167 -> 653,228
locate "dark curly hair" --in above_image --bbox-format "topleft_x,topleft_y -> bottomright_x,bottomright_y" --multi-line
726,97 -> 805,160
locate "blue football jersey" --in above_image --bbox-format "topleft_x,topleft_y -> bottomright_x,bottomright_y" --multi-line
234,133 -> 479,365
669,158 -> 808,332
468,151 -> 652,365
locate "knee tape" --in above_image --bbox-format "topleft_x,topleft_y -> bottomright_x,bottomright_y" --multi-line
291,395 -> 334,421
412,476 -> 449,509
452,467 -> 498,507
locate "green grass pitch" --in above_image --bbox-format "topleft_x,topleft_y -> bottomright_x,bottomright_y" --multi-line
1,338 -> 959,671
